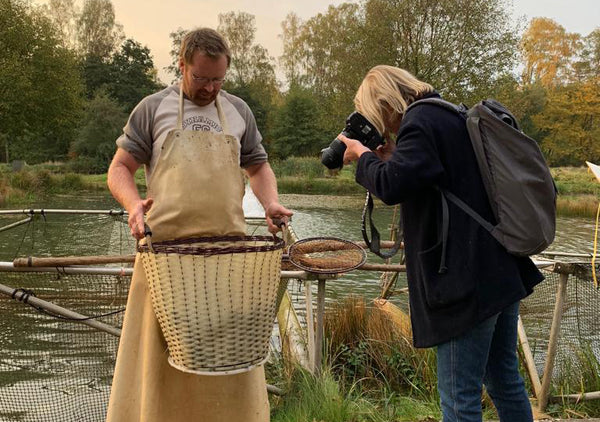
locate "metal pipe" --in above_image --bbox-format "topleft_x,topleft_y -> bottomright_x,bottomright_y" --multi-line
0,209 -> 126,215
0,262 -> 134,276
0,216 -> 33,232
0,262 -> 326,280
539,251 -> 592,258
0,282 -> 122,337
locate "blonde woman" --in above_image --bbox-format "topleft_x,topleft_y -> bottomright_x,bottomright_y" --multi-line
339,65 -> 542,422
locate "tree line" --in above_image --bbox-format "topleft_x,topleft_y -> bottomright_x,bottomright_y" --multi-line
1,0 -> 599,172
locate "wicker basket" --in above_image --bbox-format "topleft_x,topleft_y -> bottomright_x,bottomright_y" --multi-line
138,235 -> 284,375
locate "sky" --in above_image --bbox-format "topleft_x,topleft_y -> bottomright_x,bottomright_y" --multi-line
36,0 -> 600,84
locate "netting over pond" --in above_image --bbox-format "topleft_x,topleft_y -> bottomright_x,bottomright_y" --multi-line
0,271 -> 129,422
520,263 -> 600,383
1,209 -> 599,419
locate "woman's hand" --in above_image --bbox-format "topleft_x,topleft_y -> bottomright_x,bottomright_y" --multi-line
374,138 -> 396,161
338,134 -> 371,165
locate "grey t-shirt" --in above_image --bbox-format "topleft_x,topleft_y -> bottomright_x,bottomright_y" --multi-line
116,85 -> 267,176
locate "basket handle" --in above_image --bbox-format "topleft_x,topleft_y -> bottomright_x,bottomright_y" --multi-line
136,223 -> 155,253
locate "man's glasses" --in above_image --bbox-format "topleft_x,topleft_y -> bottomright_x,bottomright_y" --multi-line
191,73 -> 226,86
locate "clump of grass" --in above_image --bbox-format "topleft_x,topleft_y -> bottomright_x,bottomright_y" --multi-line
324,296 -> 437,400
552,167 -> 600,196
548,342 -> 600,418
556,195 -> 600,217
270,364 -> 385,422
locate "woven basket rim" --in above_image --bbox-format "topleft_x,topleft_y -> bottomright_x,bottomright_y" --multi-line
137,234 -> 284,255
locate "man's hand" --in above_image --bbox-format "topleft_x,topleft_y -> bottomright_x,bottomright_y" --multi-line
127,198 -> 154,240
264,202 -> 293,235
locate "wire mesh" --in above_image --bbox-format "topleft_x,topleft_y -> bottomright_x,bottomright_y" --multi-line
520,263 -> 600,384
0,271 -> 129,422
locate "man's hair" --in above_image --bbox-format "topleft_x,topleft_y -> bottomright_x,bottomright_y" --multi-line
179,28 -> 231,66
354,65 -> 434,136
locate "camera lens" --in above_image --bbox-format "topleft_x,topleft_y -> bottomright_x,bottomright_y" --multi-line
321,138 -> 347,170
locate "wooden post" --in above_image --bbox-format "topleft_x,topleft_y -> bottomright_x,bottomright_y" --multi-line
276,290 -> 309,370
538,272 -> 568,411
518,315 -> 542,398
314,279 -> 326,375
305,280 -> 315,374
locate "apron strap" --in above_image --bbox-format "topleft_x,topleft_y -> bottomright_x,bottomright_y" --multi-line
177,86 -> 184,130
178,85 -> 231,135
215,96 -> 230,135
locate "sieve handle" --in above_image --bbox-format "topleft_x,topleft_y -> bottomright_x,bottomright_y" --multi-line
144,223 -> 155,253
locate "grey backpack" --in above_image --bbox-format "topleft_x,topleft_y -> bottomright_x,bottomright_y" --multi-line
406,98 -> 557,259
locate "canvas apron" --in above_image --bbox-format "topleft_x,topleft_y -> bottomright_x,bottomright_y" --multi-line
106,89 -> 269,422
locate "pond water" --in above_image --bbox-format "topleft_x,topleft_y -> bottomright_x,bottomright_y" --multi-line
0,191 -> 597,421
0,190 -> 596,300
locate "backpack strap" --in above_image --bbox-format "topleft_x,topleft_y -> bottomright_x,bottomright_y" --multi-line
361,192 -> 403,259
405,98 -> 468,116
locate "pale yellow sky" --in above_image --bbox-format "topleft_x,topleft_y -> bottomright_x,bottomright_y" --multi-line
34,0 -> 600,85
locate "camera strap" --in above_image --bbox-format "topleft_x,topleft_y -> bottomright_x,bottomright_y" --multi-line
361,191 -> 403,259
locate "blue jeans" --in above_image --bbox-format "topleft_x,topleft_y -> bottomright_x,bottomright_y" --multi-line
436,301 -> 532,422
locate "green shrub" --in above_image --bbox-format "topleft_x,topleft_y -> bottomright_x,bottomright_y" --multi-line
65,156 -> 111,174
271,156 -> 326,179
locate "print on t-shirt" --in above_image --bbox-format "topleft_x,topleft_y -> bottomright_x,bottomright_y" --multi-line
182,115 -> 223,132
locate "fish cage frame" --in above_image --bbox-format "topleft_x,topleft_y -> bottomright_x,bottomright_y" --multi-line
0,208 -> 599,419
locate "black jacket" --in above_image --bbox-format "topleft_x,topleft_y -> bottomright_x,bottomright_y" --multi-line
355,92 -> 543,348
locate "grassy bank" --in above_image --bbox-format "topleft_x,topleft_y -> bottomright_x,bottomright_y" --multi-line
1,161 -> 598,217
267,297 -> 600,420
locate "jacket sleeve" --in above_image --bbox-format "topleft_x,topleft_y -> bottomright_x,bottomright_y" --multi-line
355,118 -> 445,205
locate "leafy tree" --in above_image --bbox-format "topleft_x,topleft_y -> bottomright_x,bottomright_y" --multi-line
218,12 -> 256,86
572,28 -> 600,82
0,0 -> 83,162
80,53 -> 113,99
362,0 -> 520,104
76,0 -> 123,58
533,80 -> 600,166
279,13 -> 305,88
520,17 -> 580,87
292,3 -> 365,134
217,12 -> 279,138
71,89 -> 128,172
108,39 -> 163,112
165,27 -> 187,82
80,39 -> 163,112
270,85 -> 327,158
39,0 -> 78,49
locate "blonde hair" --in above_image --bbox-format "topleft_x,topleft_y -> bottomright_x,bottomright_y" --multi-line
354,65 -> 434,136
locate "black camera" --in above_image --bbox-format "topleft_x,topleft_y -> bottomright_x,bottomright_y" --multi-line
321,111 -> 385,170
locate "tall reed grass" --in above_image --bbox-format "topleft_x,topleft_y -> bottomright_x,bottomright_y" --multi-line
324,296 -> 437,400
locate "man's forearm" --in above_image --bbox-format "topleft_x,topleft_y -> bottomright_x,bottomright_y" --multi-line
107,161 -> 142,213
247,162 -> 280,212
